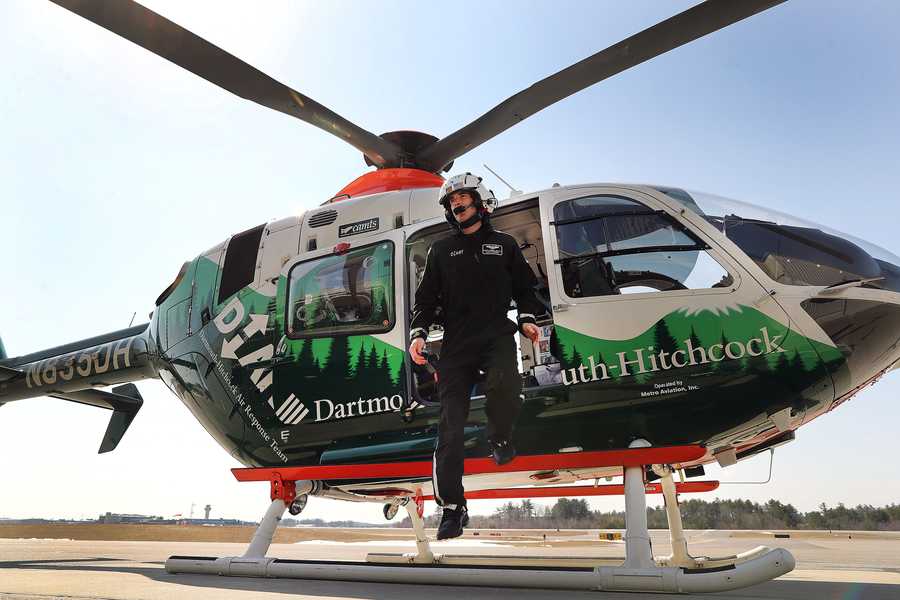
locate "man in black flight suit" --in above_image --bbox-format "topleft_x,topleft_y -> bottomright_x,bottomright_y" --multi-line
408,172 -> 544,540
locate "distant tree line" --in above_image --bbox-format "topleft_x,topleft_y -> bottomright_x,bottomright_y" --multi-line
283,517 -> 384,528
397,498 -> 900,531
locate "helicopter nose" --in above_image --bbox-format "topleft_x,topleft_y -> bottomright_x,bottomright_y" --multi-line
801,297 -> 900,401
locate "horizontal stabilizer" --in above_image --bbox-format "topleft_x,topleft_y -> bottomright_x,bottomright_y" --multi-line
0,365 -> 24,383
51,383 -> 144,454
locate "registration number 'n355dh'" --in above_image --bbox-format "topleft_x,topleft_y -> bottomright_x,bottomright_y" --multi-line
25,338 -> 136,388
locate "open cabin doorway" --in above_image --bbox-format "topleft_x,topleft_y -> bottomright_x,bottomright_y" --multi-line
404,197 -> 555,403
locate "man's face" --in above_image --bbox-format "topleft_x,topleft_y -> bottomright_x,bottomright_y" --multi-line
449,191 -> 477,223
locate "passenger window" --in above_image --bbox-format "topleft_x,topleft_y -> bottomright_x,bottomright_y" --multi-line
218,224 -> 265,303
553,195 -> 733,298
287,242 -> 394,338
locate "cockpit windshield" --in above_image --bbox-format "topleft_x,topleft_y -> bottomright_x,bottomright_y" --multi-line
655,187 -> 900,293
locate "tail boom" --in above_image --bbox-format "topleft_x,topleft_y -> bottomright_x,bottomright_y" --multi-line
0,324 -> 155,403
0,325 -> 156,452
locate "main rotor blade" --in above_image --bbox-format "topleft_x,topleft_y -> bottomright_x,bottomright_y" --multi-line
417,0 -> 786,173
49,0 -> 404,167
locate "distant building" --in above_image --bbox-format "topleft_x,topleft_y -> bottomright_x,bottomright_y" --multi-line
98,512 -> 164,524
184,518 -> 248,526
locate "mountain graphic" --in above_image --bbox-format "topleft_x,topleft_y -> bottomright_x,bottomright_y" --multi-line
554,304 -> 843,380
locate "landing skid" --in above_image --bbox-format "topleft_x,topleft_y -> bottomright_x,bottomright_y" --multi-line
165,441 -> 794,593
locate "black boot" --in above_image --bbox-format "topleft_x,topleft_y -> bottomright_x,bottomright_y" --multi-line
490,439 -> 517,465
436,506 -> 468,540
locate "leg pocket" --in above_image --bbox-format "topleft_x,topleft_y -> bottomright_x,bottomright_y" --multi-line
482,336 -> 523,441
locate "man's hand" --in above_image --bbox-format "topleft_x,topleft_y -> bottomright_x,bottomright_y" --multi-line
409,337 -> 427,365
522,323 -> 540,344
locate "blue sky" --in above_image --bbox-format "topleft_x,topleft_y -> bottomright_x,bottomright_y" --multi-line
1,1 -> 898,523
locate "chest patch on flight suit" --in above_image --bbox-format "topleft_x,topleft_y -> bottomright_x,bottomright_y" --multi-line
482,243 -> 503,256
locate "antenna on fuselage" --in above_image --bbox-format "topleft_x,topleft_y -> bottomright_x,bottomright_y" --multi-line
483,163 -> 522,198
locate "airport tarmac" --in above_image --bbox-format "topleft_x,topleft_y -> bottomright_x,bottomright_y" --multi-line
1,528 -> 898,599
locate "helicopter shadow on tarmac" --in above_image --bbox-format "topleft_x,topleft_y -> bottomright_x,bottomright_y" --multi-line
1,557 -> 898,600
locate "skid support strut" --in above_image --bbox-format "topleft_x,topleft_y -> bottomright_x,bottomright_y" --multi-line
623,438 -> 654,569
167,444 -> 795,592
655,463 -> 691,567
402,489 -> 435,563
585,440 -> 795,592
244,498 -> 287,560
650,463 -> 779,572
166,479 -> 311,577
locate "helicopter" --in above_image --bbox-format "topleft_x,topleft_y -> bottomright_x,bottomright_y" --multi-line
2,0 -> 899,593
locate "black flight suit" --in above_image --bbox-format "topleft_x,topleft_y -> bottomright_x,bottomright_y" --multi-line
410,222 -> 543,508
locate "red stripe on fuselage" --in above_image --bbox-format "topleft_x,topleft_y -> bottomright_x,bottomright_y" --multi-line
231,445 -> 706,483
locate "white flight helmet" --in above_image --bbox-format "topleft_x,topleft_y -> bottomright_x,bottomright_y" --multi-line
438,172 -> 498,214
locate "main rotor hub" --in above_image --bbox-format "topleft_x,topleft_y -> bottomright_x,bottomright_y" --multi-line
364,131 -> 453,172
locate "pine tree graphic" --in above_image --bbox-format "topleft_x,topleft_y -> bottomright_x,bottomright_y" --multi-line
549,328 -> 568,367
712,330 -> 730,373
788,349 -> 806,373
596,352 -> 608,379
746,351 -> 767,374
654,319 -> 679,356
379,348 -> 395,389
354,344 -> 368,379
570,346 -> 584,375
774,351 -> 791,380
367,345 -> 379,374
295,340 -> 321,380
689,326 -> 703,354
286,339 -> 323,399
822,354 -> 846,375
349,343 -> 369,399
321,336 -> 352,398
784,350 -> 816,392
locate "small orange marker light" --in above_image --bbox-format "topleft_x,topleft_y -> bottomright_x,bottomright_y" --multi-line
334,242 -> 351,255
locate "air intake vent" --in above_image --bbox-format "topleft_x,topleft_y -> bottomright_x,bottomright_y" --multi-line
308,210 -> 337,228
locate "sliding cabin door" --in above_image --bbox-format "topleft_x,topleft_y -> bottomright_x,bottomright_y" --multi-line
269,229 -> 411,464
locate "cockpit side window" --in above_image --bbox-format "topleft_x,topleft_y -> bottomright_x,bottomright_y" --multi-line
706,216 -> 883,288
286,241 -> 394,339
655,187 -> 900,292
553,195 -> 734,298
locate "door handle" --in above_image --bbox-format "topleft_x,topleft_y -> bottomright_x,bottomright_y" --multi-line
552,303 -> 571,312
